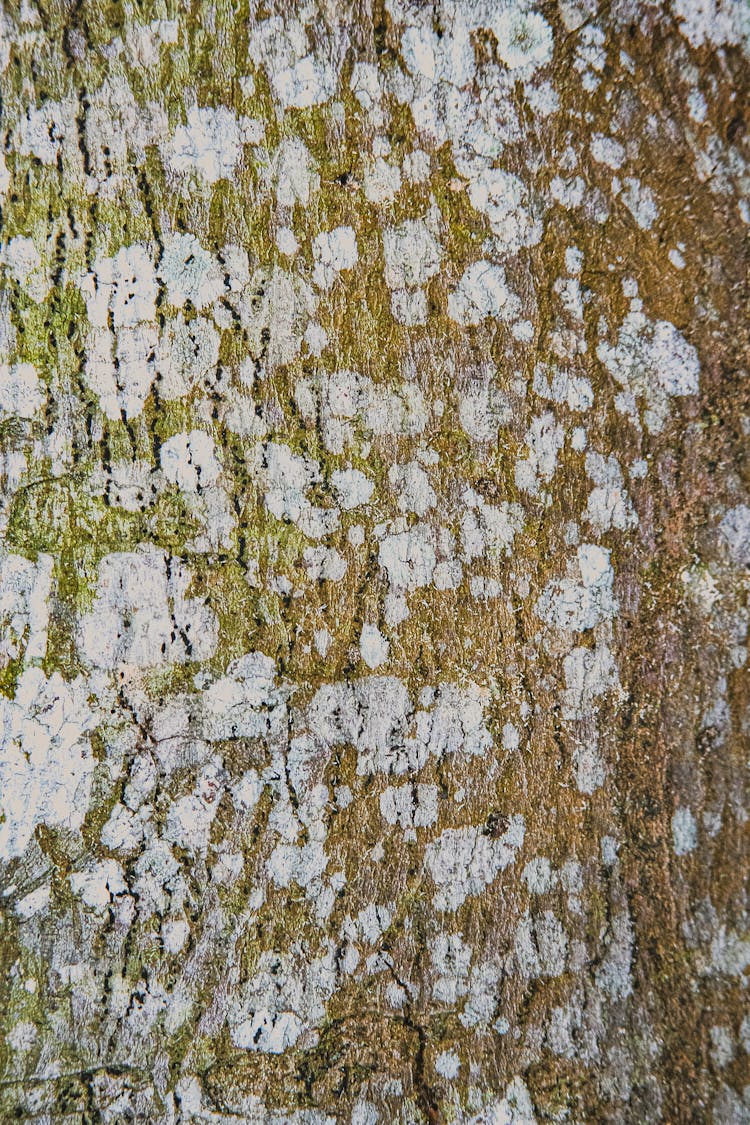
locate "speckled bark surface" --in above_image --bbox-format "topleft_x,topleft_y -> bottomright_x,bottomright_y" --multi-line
1,0 -> 749,1121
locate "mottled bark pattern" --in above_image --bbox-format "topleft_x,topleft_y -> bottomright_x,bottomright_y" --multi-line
0,0 -> 749,1121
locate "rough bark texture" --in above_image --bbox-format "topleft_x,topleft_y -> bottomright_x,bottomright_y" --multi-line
1,0 -> 749,1121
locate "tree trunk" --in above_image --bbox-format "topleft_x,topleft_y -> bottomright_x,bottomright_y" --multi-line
1,0 -> 749,1121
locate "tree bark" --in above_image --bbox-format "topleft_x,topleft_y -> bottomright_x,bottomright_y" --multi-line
0,0 -> 749,1121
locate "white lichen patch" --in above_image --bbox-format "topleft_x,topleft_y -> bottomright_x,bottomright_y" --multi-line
563,643 -> 620,720
83,322 -> 160,419
160,429 -> 221,492
382,217 -> 442,322
2,236 -> 50,302
719,504 -> 750,567
597,305 -> 700,432
620,177 -> 659,230
70,859 -> 128,910
249,16 -> 337,110
295,368 -> 428,453
425,818 -> 526,912
78,546 -> 217,668
229,944 -> 338,1053
0,362 -> 44,419
0,668 -> 96,859
532,363 -> 593,412
514,909 -> 569,978
158,233 -> 225,309
536,544 -> 617,633
515,413 -> 565,496
331,468 -> 374,510
359,624 -> 390,670
17,96 -> 75,164
435,1049 -> 460,1079
201,652 -> 285,743
273,137 -> 320,207
460,490 -> 525,561
306,677 -> 493,776
572,737 -> 607,794
161,317 -> 217,402
590,134 -> 626,170
0,550 -> 53,665
457,375 -> 511,441
260,442 -> 339,540
80,244 -> 158,329
448,261 -> 520,327
379,524 -> 437,591
468,168 -> 543,254
672,806 -> 698,855
584,453 -> 636,532
312,226 -> 359,290
673,0 -> 750,50
380,783 -> 438,829
166,105 -> 251,184
388,461 -> 437,516
492,9 -> 555,73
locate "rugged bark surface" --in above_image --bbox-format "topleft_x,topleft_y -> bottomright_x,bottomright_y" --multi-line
0,0 -> 749,1121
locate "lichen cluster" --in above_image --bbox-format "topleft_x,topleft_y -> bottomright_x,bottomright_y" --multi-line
1,0 -> 749,1120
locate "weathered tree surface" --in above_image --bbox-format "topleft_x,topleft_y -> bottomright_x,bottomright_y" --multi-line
1,0 -> 749,1120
